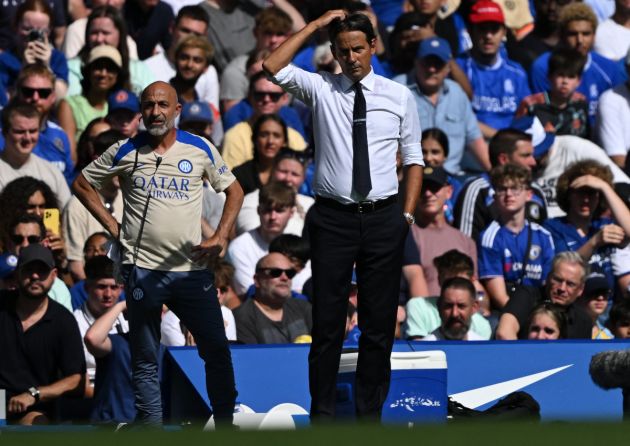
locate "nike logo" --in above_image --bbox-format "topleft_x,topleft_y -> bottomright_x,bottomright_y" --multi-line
203,284 -> 212,292
449,364 -> 572,408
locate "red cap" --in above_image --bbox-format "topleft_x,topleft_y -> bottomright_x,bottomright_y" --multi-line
469,0 -> 505,24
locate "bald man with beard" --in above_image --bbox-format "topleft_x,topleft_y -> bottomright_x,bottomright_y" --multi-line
73,81 -> 244,426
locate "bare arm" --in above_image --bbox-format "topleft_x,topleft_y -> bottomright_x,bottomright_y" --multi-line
57,99 -> 78,164
263,9 -> 347,76
403,164 -> 423,216
495,312 -> 520,340
8,374 -> 83,414
478,121 -> 498,140
611,155 -> 626,169
449,60 -> 473,99
483,276 -> 510,309
84,301 -> 127,358
192,180 -> 244,261
72,173 -> 120,239
402,264 -> 429,297
270,0 -> 306,32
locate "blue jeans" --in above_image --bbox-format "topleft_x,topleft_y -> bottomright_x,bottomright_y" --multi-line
123,265 -> 237,425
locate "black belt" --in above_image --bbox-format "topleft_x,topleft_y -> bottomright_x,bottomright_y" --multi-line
315,195 -> 397,213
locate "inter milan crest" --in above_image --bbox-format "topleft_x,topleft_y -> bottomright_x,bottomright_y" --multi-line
178,159 -> 193,174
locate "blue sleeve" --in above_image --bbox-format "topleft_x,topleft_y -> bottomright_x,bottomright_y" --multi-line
543,220 -> 567,253
530,54 -> 550,93
51,49 -> 69,83
478,232 -> 503,279
0,51 -> 20,89
541,232 -> 555,281
223,101 -> 251,132
61,131 -> 75,184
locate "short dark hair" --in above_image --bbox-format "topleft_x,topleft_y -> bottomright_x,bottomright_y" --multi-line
176,5 -> 209,26
490,163 -> 531,189
489,128 -> 532,167
437,276 -> 476,308
269,234 -> 310,267
85,255 -> 116,282
548,47 -> 586,78
259,181 -> 296,209
608,300 -> 630,330
9,213 -> 46,239
328,12 -> 376,48
433,250 -> 474,279
212,259 -> 235,288
422,127 -> 450,158
83,232 -> 111,252
528,302 -> 568,339
93,129 -> 125,157
1,101 -> 41,135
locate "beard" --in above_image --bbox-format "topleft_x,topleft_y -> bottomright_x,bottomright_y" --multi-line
20,281 -> 51,300
442,317 -> 471,340
146,114 -> 176,136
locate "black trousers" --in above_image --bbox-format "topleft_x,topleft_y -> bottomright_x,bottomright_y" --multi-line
305,199 -> 408,420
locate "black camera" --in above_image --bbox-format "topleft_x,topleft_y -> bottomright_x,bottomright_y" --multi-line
27,29 -> 46,42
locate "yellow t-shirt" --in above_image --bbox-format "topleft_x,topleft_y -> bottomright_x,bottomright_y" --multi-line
221,121 -> 307,169
82,130 -> 236,271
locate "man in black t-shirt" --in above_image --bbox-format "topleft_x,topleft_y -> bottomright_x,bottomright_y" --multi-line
233,252 -> 311,344
496,251 -> 592,340
0,244 -> 85,425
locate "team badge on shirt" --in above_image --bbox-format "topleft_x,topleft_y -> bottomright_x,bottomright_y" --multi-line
54,137 -> 64,151
132,287 -> 144,301
178,159 -> 193,174
529,245 -> 541,260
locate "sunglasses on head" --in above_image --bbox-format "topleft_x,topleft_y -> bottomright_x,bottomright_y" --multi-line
257,267 -> 297,279
11,234 -> 41,245
20,86 -> 53,99
253,91 -> 284,102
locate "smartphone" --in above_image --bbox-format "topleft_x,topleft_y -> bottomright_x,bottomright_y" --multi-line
27,29 -> 46,42
43,208 -> 60,235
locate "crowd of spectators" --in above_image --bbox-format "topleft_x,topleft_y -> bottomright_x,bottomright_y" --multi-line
2,0 -> 630,425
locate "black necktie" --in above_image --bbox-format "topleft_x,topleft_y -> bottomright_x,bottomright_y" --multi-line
353,82 -> 371,197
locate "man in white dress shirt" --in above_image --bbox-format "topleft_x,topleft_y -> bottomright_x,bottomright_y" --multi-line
263,10 -> 423,421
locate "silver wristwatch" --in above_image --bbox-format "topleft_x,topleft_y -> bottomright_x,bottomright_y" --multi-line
403,212 -> 415,225
28,386 -> 40,402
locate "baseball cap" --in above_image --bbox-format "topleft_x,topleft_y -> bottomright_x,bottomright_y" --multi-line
0,253 -> 18,279
582,272 -> 609,298
510,116 -> 555,159
417,37 -> 452,63
88,45 -> 122,68
181,101 -> 214,124
423,166 -> 449,186
17,244 -> 55,270
469,0 -> 505,25
108,89 -> 139,113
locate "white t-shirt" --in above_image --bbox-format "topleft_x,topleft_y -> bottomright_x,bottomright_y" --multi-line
161,307 -> 236,343
596,83 -> 630,158
535,136 -> 630,218
0,154 -> 71,208
594,19 -> 630,61
226,229 -> 268,296
422,327 -> 485,341
235,189 -> 314,236
143,52 -> 220,109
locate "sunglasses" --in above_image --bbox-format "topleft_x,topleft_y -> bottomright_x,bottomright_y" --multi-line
253,91 -> 284,102
20,86 -> 53,99
11,234 -> 41,245
257,267 -> 297,279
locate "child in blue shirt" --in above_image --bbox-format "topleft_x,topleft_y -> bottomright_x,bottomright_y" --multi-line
478,163 -> 555,310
